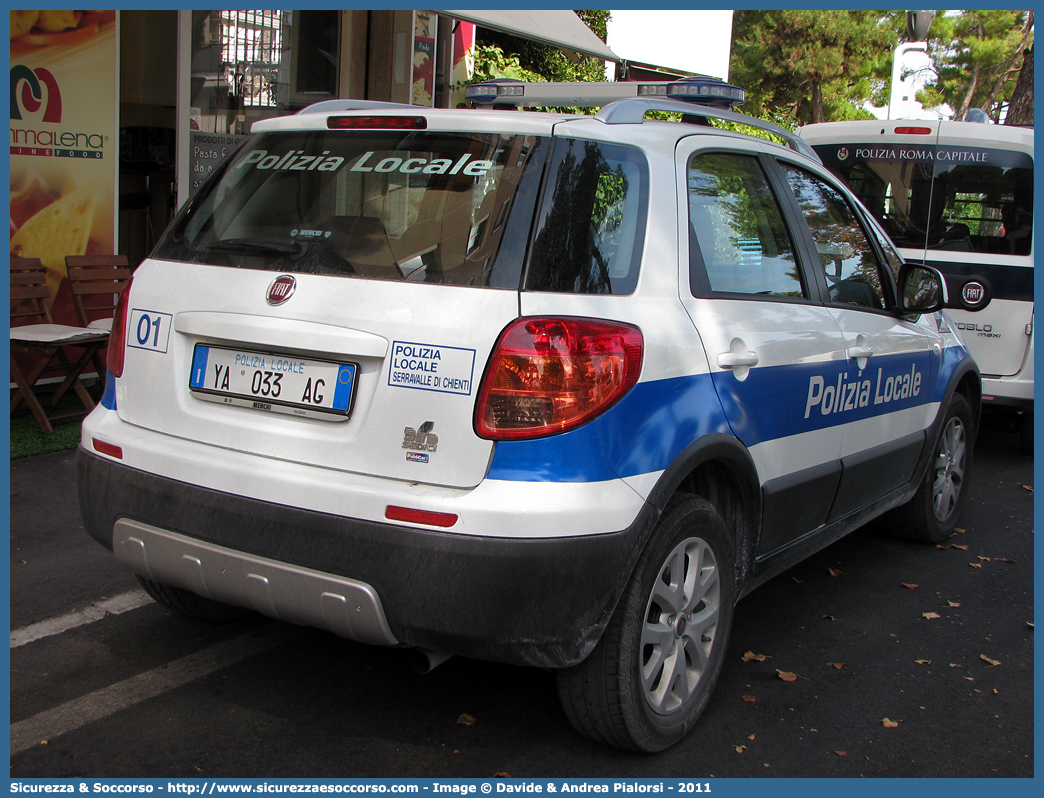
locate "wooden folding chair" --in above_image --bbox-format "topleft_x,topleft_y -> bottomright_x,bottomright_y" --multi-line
10,256 -> 111,432
66,254 -> 132,384
65,254 -> 132,330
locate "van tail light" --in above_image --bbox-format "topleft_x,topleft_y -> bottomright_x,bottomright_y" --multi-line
107,277 -> 132,378
475,317 -> 643,440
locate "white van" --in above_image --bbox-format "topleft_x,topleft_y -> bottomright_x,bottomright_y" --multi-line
798,120 -> 1033,450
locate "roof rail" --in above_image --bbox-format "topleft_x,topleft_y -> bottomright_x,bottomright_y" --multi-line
596,97 -> 821,162
297,99 -> 416,115
465,78 -> 819,162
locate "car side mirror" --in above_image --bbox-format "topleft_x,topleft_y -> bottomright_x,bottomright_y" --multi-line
898,263 -> 991,314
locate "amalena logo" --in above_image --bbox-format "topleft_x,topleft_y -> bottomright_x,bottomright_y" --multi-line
10,65 -> 62,123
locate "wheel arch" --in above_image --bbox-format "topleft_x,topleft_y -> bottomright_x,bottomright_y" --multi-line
643,433 -> 762,597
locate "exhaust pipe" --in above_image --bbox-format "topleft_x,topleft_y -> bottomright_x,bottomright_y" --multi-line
410,648 -> 453,673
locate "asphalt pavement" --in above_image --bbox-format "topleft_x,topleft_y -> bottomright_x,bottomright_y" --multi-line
8,413 -> 1034,778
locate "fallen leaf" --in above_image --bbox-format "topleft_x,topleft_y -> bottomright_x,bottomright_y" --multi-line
952,544 -> 969,551
735,745 -> 747,754
980,654 -> 1001,667
776,669 -> 799,682
828,567 -> 843,577
835,751 -> 848,757
1000,558 -> 1016,564
792,576 -> 804,584
827,662 -> 846,669
742,651 -> 769,662
822,614 -> 839,621
963,676 -> 975,681
954,527 -> 966,534
977,556 -> 991,562
947,601 -> 961,607
1028,622 -> 1034,628
969,563 -> 982,569
993,689 -> 999,695
901,583 -> 919,589
495,773 -> 511,779
748,734 -> 756,740
882,718 -> 899,728
457,713 -> 476,726
922,612 -> 941,619
949,663 -> 962,668
1020,484 -> 1033,493
742,695 -> 757,703
915,659 -> 931,665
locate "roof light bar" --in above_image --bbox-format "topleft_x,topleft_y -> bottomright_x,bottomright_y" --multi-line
466,76 -> 745,110
666,77 -> 745,109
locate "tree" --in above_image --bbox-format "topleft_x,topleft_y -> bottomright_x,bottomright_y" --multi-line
1006,44 -> 1034,125
474,10 -> 609,85
730,10 -> 897,127
916,10 -> 1034,122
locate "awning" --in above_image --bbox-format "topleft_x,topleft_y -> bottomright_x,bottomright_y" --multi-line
436,10 -> 620,62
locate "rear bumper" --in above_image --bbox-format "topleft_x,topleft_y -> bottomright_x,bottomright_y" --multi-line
77,448 -> 653,668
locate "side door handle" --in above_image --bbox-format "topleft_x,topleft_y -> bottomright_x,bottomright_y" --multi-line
847,334 -> 874,369
847,346 -> 874,359
717,339 -> 759,381
717,351 -> 760,368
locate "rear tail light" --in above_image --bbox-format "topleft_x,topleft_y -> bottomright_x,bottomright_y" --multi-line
107,277 -> 132,378
475,317 -> 643,440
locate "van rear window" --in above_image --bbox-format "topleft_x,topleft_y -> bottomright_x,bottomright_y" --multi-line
815,144 -> 1032,257
154,131 -> 547,289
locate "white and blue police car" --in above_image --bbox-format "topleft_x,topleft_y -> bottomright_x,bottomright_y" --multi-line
78,78 -> 990,752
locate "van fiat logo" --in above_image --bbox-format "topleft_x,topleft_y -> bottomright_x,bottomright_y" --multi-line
962,281 -> 986,307
266,275 -> 296,305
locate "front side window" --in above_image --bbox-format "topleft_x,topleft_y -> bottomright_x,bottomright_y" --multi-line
687,152 -> 805,298
155,130 -> 546,288
782,164 -> 888,311
525,139 -> 648,295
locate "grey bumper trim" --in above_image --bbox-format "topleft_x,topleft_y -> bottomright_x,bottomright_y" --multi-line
114,519 -> 399,647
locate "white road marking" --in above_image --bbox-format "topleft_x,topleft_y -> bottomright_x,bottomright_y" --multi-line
10,589 -> 154,649
10,624 -> 303,756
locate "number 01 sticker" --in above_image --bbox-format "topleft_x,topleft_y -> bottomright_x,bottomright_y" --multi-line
128,309 -> 173,353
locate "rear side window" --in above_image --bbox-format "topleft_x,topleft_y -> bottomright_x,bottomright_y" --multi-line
687,152 -> 805,298
154,131 -> 546,288
525,140 -> 648,295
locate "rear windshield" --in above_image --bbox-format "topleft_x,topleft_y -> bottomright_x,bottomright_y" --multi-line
814,143 -> 1032,257
154,131 -> 547,288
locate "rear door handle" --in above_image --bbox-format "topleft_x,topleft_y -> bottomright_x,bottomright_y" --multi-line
717,351 -> 760,369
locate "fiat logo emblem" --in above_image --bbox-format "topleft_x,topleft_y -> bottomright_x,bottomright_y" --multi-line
267,275 -> 296,305
962,281 -> 986,306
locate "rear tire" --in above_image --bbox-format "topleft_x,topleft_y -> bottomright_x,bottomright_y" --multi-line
136,576 -> 252,622
890,392 -> 974,544
556,494 -> 735,752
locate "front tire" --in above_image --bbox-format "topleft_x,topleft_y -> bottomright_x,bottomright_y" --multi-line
556,494 -> 735,752
890,392 -> 974,544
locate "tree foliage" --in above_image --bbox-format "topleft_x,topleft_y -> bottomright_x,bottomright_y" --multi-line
730,10 -> 896,127
916,10 -> 1034,122
474,10 -> 609,85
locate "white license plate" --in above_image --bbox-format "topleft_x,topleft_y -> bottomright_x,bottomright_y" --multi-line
189,345 -> 357,419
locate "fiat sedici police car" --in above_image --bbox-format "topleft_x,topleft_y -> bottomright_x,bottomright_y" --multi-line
78,78 -> 990,752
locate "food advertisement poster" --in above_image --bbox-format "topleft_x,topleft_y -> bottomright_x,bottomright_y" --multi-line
411,10 -> 435,107
10,10 -> 118,324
